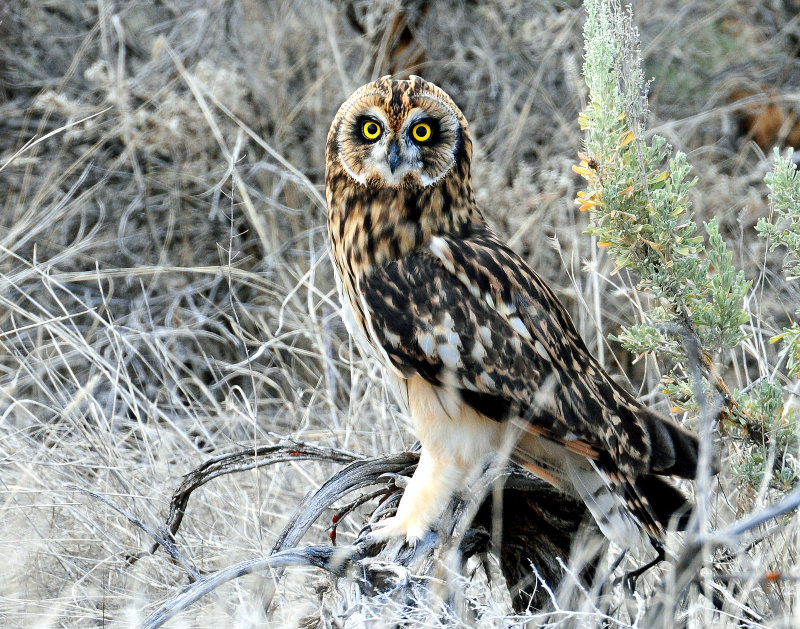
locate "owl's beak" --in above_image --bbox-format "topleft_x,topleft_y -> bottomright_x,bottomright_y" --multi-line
388,140 -> 401,174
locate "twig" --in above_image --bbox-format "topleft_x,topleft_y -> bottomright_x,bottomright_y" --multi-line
67,484 -> 201,581
141,544 -> 368,629
271,451 -> 418,553
151,437 -> 364,554
708,484 -> 800,546
329,488 -> 394,544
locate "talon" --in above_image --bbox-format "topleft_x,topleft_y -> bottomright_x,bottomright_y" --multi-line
376,472 -> 411,489
365,514 -> 430,546
392,475 -> 411,490
354,523 -> 374,546
623,542 -> 666,594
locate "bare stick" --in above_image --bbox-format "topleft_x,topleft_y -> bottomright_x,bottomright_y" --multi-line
141,544 -> 368,629
152,437 -> 364,553
67,484 -> 201,582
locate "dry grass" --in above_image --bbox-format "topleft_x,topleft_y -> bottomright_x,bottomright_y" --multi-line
1,0 -> 799,626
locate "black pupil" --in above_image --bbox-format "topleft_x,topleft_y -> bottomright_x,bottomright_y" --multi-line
366,123 -> 377,136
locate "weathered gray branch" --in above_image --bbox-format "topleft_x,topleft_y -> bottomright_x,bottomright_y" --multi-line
67,483 -> 202,581
152,436 -> 365,554
134,445 -> 592,627
141,545 -> 367,629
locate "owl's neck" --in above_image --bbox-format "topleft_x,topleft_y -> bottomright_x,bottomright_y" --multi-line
328,171 -> 482,278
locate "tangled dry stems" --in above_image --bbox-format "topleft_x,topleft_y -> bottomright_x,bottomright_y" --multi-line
1,0 -> 800,626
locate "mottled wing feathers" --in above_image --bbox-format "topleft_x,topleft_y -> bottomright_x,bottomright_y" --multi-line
430,230 -> 663,476
359,234 -> 698,540
360,243 -> 561,432
360,227 -> 661,476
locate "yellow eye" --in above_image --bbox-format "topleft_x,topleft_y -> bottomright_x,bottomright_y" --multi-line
411,122 -> 432,143
362,120 -> 381,140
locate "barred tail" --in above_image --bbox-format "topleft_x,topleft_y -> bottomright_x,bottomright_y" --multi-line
564,455 -> 648,549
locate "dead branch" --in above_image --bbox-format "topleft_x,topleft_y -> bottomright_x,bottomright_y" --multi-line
135,442 -> 592,626
151,436 -> 365,554
67,484 -> 202,582
141,545 -> 368,629
84,433 -> 798,626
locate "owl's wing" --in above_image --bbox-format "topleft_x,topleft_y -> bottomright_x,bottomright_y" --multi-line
359,228 -> 698,481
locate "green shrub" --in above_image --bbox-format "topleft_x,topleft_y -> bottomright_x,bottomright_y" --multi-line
577,0 -> 750,415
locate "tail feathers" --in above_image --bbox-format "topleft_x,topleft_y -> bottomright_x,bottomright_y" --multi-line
635,474 -> 694,531
635,404 -> 707,478
564,456 -> 648,550
565,456 -> 697,544
510,413 -> 701,546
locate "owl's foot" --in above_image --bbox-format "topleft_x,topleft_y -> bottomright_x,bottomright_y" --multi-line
361,449 -> 465,550
367,512 -> 430,546
356,519 -> 437,565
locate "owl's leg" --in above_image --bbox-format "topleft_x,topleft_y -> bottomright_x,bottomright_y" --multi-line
368,447 -> 465,544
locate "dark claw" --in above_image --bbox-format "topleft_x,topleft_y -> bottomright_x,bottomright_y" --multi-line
354,523 -> 378,549
623,542 -> 665,594
391,530 -> 438,564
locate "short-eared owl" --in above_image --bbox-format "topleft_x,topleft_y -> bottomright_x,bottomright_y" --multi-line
325,76 -> 704,550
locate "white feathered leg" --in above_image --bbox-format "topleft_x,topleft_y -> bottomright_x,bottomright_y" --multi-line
368,448 -> 466,543
368,374 -> 506,544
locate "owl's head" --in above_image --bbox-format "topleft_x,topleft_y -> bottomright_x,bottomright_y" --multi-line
328,76 -> 471,189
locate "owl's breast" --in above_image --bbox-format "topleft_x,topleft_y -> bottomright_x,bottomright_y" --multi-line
331,253 -> 408,389
332,265 -> 370,355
